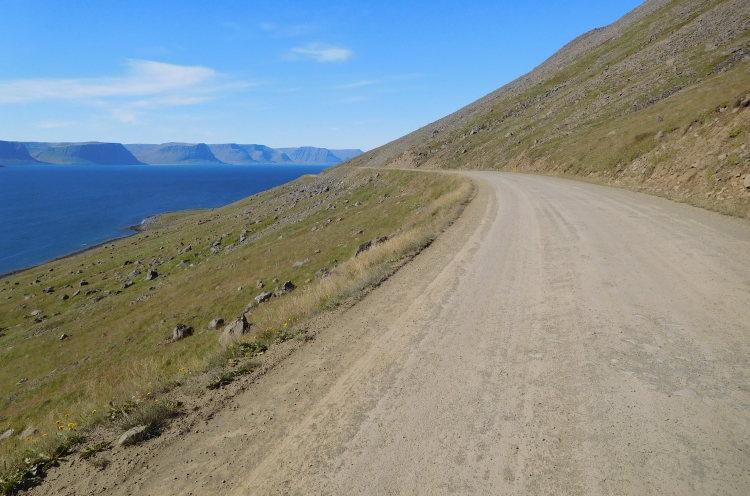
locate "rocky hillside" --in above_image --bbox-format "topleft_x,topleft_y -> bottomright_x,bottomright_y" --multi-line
349,0 -> 750,217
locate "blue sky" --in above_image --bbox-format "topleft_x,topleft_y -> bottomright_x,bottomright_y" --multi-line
0,1 -> 643,150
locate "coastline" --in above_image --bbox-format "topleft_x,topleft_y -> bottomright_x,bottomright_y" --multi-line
0,165 -> 328,279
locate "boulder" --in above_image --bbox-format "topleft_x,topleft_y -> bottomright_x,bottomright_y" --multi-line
277,281 -> 296,295
355,236 -> 388,257
208,318 -> 225,330
179,245 -> 192,254
30,309 -> 43,316
172,324 -> 194,341
0,429 -> 15,441
144,270 -> 158,281
79,280 -> 89,286
219,315 -> 250,347
60,294 -> 69,301
118,425 -> 149,446
255,292 -> 273,304
128,269 -> 141,279
256,280 -> 264,289
43,286 -> 54,294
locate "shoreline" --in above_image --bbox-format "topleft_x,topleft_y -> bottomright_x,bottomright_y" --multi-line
0,166 -> 327,280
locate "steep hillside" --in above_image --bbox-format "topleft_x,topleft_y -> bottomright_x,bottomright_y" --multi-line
207,144 -> 293,165
24,142 -> 142,165
349,0 -> 750,217
330,149 -> 364,162
279,147 -> 343,165
0,141 -> 43,165
124,143 -> 222,165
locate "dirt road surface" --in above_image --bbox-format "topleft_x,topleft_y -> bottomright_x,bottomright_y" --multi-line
37,172 -> 750,494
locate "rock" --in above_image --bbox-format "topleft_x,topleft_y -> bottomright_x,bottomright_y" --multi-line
742,95 -> 750,107
171,324 -> 194,341
655,131 -> 665,141
118,425 -> 149,446
42,286 -> 54,294
121,260 -> 133,267
60,333 -> 68,340
72,290 -> 81,297
79,280 -> 89,286
745,174 -> 750,189
293,261 -> 304,268
255,292 -> 273,304
121,281 -> 134,290
256,280 -> 264,289
179,245 -> 192,254
19,426 -> 37,439
128,269 -> 141,279
208,318 -> 225,330
60,294 -> 69,301
30,309 -> 43,316
718,153 -> 727,161
219,315 -> 250,347
144,270 -> 158,281
355,236 -> 389,257
277,281 -> 296,295
0,429 -> 15,441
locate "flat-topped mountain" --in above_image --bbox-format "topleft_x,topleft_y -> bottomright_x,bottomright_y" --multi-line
124,143 -> 223,165
0,141 -> 362,166
0,140 -> 43,165
24,142 -> 143,165
207,144 -> 293,165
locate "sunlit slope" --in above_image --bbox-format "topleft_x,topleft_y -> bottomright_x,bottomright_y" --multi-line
350,0 -> 750,216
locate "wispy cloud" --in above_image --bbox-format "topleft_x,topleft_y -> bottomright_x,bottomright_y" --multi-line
0,60 -> 233,104
288,43 -> 353,62
333,80 -> 376,90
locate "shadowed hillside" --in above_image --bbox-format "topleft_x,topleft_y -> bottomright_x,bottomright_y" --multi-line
349,0 -> 750,217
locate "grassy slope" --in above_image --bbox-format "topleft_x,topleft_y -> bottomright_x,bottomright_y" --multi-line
0,166 -> 470,463
348,0 -> 750,217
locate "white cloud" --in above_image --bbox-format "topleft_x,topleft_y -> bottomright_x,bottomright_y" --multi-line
0,60 -> 221,104
289,43 -> 353,62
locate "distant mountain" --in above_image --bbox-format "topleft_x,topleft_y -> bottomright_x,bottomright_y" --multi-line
207,144 -> 293,165
277,147 -> 342,165
24,142 -> 142,165
2,141 -> 361,165
330,149 -> 363,162
0,140 -> 44,165
124,143 -> 222,165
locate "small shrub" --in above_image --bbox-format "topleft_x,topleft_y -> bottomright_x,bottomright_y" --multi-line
113,399 -> 180,435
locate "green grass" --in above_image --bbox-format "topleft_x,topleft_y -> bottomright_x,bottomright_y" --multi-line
0,166 -> 472,474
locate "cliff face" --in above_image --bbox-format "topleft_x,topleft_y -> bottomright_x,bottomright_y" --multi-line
0,140 -> 42,164
207,144 -> 293,165
347,0 -> 750,218
124,143 -> 222,165
24,142 -> 143,165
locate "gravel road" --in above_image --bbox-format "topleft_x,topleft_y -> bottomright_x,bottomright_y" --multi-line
61,172 -> 750,494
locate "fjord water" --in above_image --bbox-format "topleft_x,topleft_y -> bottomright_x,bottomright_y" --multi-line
0,164 -> 328,275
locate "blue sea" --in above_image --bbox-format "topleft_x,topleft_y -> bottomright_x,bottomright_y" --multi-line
0,164 -> 328,275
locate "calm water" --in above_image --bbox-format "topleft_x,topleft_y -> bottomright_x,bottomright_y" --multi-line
0,164 -> 328,275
